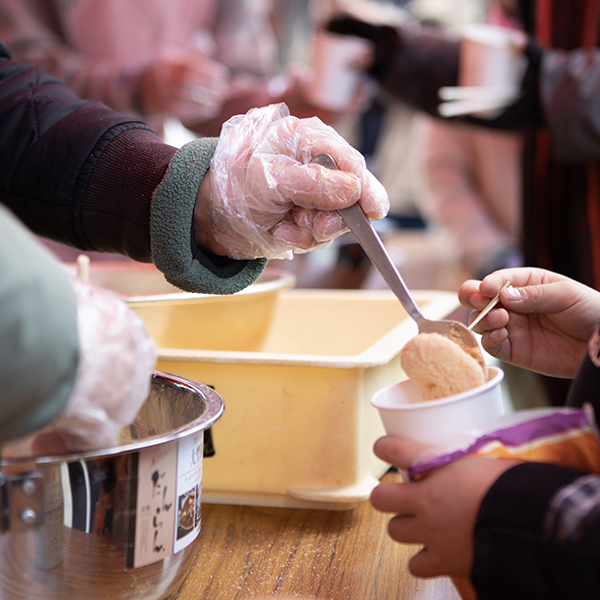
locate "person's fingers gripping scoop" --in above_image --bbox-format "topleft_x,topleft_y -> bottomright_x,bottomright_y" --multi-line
208,103 -> 389,260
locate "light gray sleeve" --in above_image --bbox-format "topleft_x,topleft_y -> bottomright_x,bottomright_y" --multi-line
0,205 -> 79,442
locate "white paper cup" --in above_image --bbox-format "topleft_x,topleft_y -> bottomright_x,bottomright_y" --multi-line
371,366 -> 505,445
307,29 -> 373,111
459,23 -> 525,91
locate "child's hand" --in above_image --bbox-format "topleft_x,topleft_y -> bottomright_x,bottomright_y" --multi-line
459,267 -> 600,377
370,435 -> 519,578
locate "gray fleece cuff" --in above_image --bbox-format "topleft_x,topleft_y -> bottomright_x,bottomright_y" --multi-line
150,137 -> 267,294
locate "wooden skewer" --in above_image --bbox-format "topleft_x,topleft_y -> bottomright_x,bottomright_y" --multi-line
468,281 -> 512,331
76,254 -> 90,283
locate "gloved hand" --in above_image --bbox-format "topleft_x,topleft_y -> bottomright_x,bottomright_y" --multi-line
4,278 -> 157,457
206,102 -> 389,260
140,47 -> 230,122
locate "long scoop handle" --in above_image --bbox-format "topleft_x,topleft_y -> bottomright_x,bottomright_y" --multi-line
338,203 -> 425,323
309,152 -> 426,324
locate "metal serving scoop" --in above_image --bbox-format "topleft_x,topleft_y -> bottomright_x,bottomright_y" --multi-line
310,153 -> 484,367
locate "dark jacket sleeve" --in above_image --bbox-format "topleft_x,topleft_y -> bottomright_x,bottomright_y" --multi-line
472,338 -> 600,600
0,41 -> 158,257
324,17 -> 546,130
325,18 -> 460,117
471,462 -> 600,600
0,42 -> 266,294
330,16 -> 600,158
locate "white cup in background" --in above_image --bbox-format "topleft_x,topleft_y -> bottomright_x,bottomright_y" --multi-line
448,23 -> 526,118
306,29 -> 373,112
371,366 -> 505,445
459,23 -> 526,91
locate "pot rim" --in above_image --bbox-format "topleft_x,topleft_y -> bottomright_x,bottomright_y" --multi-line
0,371 -> 224,466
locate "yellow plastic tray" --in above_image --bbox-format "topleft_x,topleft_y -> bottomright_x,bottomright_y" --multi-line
63,262 -> 296,351
155,289 -> 461,510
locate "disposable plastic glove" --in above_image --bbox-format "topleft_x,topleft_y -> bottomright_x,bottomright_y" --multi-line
208,102 -> 389,260
4,278 -> 157,457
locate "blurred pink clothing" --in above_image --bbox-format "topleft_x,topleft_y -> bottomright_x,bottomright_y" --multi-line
414,115 -> 523,277
0,0 -> 277,130
0,0 -> 279,262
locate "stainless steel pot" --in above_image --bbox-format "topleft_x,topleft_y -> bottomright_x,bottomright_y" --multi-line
0,372 -> 224,600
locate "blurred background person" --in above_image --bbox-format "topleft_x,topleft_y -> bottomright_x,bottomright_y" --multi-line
0,0 -> 334,140
324,0 -> 600,291
414,115 -> 523,281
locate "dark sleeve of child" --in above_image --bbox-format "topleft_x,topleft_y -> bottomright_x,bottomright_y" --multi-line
470,326 -> 600,600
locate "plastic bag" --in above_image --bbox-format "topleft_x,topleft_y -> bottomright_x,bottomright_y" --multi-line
408,405 -> 600,482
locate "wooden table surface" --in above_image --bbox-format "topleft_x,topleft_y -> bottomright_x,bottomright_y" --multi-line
172,471 -> 461,600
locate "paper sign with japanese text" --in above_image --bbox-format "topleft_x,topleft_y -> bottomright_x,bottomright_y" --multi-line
174,431 -> 203,554
133,441 -> 178,568
133,432 -> 205,568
